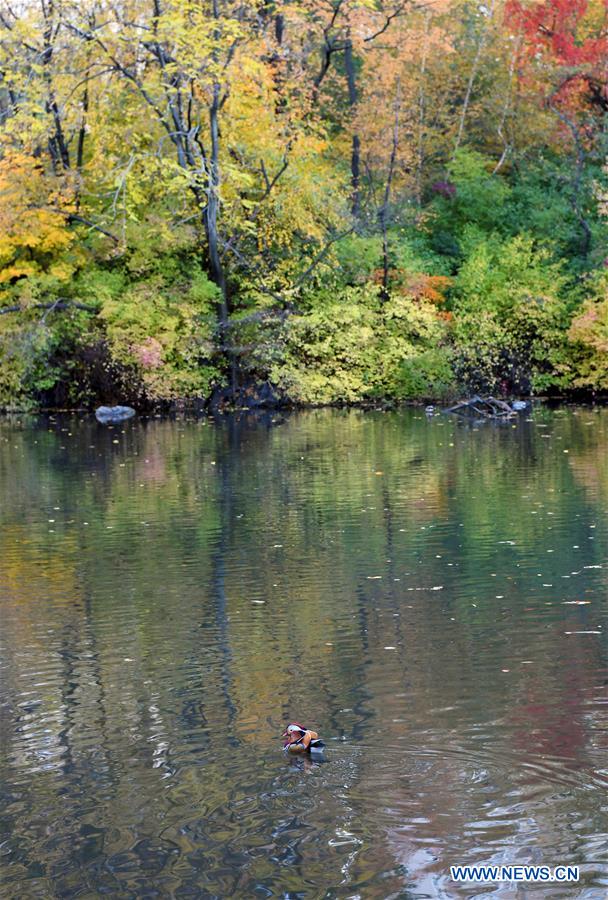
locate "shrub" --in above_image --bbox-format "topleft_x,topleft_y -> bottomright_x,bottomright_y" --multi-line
427,149 -> 511,260
270,283 -> 452,404
0,306 -> 101,410
449,231 -> 572,393
98,264 -> 222,401
568,274 -> 608,391
392,348 -> 456,401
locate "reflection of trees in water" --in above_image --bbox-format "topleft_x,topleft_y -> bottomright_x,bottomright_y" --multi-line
1,408 -> 608,893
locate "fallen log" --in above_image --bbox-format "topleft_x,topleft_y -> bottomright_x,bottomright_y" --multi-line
444,395 -> 517,419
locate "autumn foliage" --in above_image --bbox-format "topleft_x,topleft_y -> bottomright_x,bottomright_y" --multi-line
0,0 -> 607,407
0,151 -> 75,288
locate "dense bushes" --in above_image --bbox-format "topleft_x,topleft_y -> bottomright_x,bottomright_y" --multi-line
1,149 -> 608,409
269,284 -> 452,404
448,231 -> 573,394
568,275 -> 608,391
0,233 -> 223,409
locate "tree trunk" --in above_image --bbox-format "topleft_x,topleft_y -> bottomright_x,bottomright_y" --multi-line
380,83 -> 401,300
41,1 -> 70,173
206,15 -> 235,388
548,96 -> 592,258
453,0 -> 496,157
76,84 -> 88,172
206,81 -> 228,324
344,38 -> 361,218
207,0 -> 229,324
416,11 -> 431,205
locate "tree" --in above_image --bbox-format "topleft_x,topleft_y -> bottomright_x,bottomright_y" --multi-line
505,0 -> 608,255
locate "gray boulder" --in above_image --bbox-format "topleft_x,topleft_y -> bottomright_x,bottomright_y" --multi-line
95,405 -> 136,424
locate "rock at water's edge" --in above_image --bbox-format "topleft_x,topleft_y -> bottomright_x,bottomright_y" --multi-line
95,405 -> 136,424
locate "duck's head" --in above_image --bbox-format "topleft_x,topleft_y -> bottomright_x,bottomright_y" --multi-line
282,722 -> 306,745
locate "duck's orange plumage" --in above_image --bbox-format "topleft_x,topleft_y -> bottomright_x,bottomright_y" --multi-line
282,723 -> 319,753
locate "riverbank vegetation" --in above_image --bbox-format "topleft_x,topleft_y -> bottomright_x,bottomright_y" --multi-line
1,0 -> 607,410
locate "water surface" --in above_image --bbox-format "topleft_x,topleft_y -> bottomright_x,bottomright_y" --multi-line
1,406 -> 607,897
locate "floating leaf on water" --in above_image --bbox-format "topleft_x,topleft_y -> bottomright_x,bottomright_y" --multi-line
564,630 -> 601,635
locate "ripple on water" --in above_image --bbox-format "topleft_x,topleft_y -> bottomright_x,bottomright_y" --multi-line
1,409 -> 608,897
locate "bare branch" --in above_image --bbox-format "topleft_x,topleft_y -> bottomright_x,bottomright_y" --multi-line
292,227 -> 354,289
67,213 -> 120,243
363,3 -> 408,42
0,300 -> 97,316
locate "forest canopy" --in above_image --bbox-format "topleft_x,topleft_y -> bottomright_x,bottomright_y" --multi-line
1,0 -> 607,409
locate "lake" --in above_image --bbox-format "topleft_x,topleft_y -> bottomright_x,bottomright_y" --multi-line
1,406 -> 607,898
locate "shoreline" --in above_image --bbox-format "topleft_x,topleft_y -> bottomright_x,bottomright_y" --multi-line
2,391 -> 608,418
